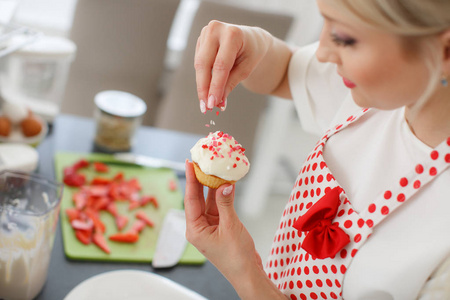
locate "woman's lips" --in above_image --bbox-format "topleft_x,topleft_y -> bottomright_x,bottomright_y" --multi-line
342,77 -> 356,89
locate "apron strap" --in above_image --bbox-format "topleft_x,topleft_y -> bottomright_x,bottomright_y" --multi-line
361,137 -> 450,227
321,108 -> 370,142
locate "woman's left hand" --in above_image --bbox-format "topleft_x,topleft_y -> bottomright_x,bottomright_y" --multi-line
184,160 -> 288,299
184,160 -> 262,279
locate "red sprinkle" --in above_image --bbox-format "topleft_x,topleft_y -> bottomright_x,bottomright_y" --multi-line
216,111 -> 219,116
233,163 -> 237,168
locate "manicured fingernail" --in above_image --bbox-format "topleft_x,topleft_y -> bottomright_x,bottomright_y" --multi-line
222,185 -> 233,196
207,95 -> 215,109
220,98 -> 227,111
200,100 -> 206,113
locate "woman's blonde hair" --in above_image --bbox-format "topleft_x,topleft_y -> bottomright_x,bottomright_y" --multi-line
327,0 -> 450,36
325,0 -> 450,112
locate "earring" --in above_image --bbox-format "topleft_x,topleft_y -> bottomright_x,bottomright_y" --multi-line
442,75 -> 448,87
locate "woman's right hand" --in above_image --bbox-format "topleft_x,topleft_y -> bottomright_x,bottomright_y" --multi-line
194,21 -> 278,112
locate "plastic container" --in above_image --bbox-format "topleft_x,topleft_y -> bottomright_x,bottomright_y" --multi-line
0,35 -> 76,122
0,170 -> 63,300
94,90 -> 147,153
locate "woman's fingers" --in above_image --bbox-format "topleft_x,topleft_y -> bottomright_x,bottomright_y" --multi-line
184,161 -> 206,226
195,21 -> 249,112
215,184 -> 237,226
205,187 -> 219,217
207,27 -> 244,109
220,58 -> 255,105
195,33 -> 217,113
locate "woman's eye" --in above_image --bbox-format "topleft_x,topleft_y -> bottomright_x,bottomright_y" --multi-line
330,33 -> 356,47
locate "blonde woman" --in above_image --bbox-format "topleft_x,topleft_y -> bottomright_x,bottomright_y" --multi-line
184,0 -> 450,299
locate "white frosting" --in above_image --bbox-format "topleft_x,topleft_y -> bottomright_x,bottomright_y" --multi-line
190,131 -> 250,181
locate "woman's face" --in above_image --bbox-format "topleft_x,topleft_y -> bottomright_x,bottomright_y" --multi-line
315,0 -> 431,110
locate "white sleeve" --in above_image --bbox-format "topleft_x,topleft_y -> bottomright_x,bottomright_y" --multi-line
288,41 -> 359,136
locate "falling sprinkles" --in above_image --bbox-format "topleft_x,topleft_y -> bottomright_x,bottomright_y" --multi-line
205,119 -> 216,127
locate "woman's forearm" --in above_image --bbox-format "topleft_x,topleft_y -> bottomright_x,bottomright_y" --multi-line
241,29 -> 295,99
227,261 -> 288,300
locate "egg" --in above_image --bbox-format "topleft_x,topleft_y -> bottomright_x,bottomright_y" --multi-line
2,101 -> 28,124
21,115 -> 42,137
0,116 -> 11,136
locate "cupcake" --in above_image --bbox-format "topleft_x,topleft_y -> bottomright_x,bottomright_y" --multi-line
190,131 -> 250,188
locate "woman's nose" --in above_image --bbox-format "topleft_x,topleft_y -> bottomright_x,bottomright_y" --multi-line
316,30 -> 341,64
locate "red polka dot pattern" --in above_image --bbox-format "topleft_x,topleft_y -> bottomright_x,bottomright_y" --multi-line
266,109 -> 374,299
265,108 -> 450,299
360,133 -> 450,229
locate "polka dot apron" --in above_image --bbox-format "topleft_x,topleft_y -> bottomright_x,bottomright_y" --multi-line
265,108 -> 450,300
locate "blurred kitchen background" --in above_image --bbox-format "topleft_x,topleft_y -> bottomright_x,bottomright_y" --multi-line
0,0 -> 323,259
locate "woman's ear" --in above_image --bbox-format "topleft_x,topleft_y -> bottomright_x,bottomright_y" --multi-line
440,29 -> 450,73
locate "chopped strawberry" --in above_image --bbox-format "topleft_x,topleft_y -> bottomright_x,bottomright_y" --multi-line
93,233 -> 111,254
128,200 -> 141,211
91,196 -> 110,211
112,172 -> 124,182
106,202 -> 118,217
91,177 -> 111,185
168,179 -> 177,191
85,185 -> 109,197
64,171 -> 86,187
140,195 -> 158,208
65,208 -> 80,222
73,159 -> 90,170
85,209 -> 106,233
73,191 -> 88,210
93,161 -> 109,173
63,159 -> 89,187
127,178 -> 142,190
130,220 -> 146,234
108,183 -> 121,200
63,159 -> 160,254
71,219 -> 94,231
115,215 -> 129,231
149,196 -> 158,208
75,229 -> 92,245
135,211 -> 154,227
109,232 -> 139,243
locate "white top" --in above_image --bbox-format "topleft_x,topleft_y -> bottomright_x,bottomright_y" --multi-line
287,42 -> 450,299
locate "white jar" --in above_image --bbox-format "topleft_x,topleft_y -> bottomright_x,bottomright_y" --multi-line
94,90 -> 147,153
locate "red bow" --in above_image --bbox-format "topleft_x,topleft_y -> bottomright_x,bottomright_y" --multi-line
293,186 -> 350,259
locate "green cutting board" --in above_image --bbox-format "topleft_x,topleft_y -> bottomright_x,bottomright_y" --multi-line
55,152 -> 205,264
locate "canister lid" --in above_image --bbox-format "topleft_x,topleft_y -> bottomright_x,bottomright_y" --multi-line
11,35 -> 77,58
94,90 -> 147,118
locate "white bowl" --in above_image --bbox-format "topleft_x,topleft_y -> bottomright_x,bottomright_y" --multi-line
64,270 -> 207,300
